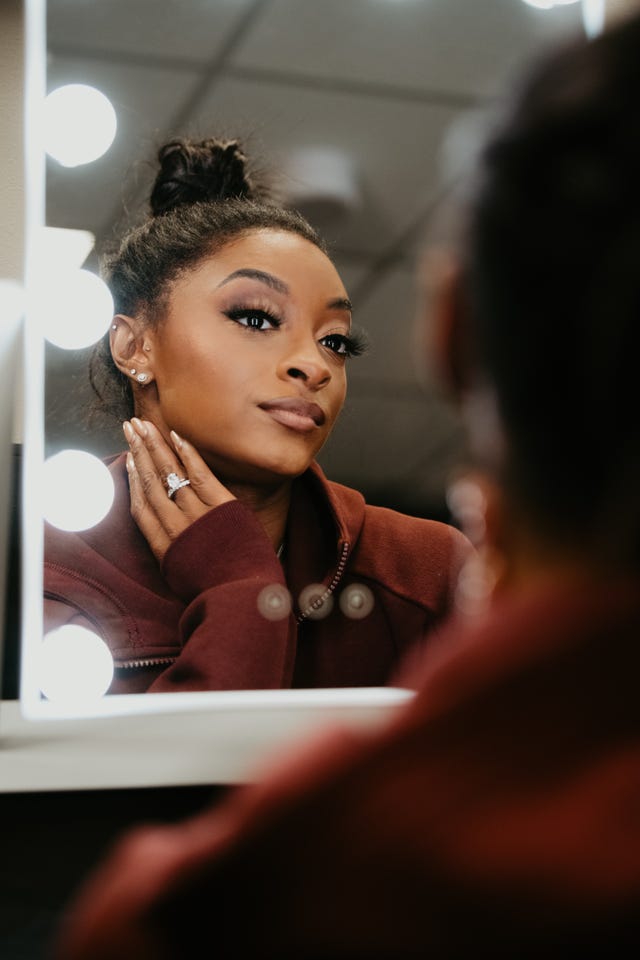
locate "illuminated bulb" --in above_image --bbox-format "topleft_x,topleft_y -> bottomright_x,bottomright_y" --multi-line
43,449 -> 114,532
36,267 -> 113,349
339,583 -> 374,620
38,624 -> 114,703
299,583 -> 334,620
446,477 -> 487,548
44,83 -> 117,167
257,584 -> 292,621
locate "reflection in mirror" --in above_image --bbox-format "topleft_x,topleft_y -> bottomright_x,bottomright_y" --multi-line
31,0 -> 588,708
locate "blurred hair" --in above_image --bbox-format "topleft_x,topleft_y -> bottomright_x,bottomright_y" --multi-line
90,138 -> 326,423
462,15 -> 640,568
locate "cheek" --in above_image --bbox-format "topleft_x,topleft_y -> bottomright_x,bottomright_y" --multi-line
158,339 -> 225,397
329,373 -> 347,422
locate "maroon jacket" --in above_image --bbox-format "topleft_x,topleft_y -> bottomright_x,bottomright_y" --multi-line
51,575 -> 640,958
44,455 -> 470,693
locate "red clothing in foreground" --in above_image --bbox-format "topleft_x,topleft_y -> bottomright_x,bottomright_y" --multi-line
52,576 -> 640,958
44,456 -> 470,693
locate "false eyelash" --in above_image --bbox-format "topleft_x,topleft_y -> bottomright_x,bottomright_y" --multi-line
341,326 -> 369,359
224,305 -> 282,328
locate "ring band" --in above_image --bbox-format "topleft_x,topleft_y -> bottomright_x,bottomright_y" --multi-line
166,472 -> 191,499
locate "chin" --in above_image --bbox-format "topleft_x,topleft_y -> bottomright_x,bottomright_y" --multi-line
198,428 -> 330,486
207,450 -> 318,488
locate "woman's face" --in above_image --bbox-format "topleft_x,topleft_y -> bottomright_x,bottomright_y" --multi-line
143,229 -> 356,484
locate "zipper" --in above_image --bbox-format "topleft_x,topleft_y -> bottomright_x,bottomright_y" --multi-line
117,656 -> 178,670
296,541 -> 350,624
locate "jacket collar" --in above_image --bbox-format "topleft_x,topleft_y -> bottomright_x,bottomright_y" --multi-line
282,462 -> 366,617
304,461 -> 366,551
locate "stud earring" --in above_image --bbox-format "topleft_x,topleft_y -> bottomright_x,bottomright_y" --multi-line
137,373 -> 148,384
130,368 -> 136,375
111,324 -> 117,330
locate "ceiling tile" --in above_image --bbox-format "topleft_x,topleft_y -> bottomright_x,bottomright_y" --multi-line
345,264 -> 425,386
47,0 -> 257,63
232,0 -> 584,98
185,75 -> 464,256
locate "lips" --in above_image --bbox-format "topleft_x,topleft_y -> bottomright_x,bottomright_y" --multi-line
259,397 -> 326,433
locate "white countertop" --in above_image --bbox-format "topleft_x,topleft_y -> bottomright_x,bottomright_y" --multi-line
0,687 -> 412,792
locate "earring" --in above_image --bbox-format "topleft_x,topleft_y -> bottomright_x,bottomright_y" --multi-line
111,324 -> 117,330
137,373 -> 148,384
130,368 -> 136,375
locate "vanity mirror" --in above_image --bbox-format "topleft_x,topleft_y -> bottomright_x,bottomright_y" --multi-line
21,0 -> 588,723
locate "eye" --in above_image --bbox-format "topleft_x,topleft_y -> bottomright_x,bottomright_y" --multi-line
225,308 -> 281,331
319,331 -> 367,359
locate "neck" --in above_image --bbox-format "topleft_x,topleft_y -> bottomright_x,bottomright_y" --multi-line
225,478 -> 292,552
135,406 -> 294,553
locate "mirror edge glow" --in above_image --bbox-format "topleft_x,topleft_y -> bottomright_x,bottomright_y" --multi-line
20,0 -> 46,719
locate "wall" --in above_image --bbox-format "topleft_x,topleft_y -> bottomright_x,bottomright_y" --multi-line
0,0 -> 24,285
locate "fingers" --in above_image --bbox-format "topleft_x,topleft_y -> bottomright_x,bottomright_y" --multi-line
126,452 -> 172,562
169,430 -> 235,509
122,418 -> 236,563
125,419 -> 199,521
124,420 -> 198,565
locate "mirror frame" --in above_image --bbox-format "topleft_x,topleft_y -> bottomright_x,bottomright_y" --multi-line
14,2 -> 412,799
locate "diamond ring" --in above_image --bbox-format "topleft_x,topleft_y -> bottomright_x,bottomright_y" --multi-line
165,472 -> 191,499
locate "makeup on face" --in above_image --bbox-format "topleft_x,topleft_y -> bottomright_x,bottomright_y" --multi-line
145,231 -> 366,482
214,268 -> 365,361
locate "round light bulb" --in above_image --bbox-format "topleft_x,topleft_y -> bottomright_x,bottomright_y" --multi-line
38,624 -> 114,703
38,268 -> 113,350
45,83 -> 117,167
43,449 -> 114,532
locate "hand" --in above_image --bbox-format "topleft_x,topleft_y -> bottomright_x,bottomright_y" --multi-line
123,418 -> 235,563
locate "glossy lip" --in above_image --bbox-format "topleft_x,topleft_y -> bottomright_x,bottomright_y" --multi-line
258,397 -> 326,433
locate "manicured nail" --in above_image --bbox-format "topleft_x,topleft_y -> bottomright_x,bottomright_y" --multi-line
170,429 -> 183,450
126,451 -> 135,472
131,417 -> 148,437
123,421 -> 134,443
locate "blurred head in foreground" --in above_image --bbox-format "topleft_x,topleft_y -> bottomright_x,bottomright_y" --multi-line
435,12 -> 640,593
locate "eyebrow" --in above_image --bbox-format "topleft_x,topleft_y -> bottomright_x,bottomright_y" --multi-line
217,268 -> 289,295
327,297 -> 353,313
217,268 -> 353,313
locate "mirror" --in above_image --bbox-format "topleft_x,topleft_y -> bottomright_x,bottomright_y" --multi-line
31,0 -> 587,709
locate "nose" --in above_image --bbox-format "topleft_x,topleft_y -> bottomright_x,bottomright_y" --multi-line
277,338 -> 332,391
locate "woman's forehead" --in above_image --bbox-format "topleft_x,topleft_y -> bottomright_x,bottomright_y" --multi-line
199,229 -> 346,291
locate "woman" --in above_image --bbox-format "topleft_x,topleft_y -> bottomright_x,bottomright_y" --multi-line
44,137 -> 470,694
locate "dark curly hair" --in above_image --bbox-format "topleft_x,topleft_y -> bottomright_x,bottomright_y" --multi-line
90,138 -> 327,423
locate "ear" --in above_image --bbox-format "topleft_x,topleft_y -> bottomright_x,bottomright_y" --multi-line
110,314 -> 155,388
422,252 -> 473,399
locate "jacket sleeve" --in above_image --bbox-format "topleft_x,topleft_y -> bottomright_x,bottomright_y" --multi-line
147,500 -> 297,691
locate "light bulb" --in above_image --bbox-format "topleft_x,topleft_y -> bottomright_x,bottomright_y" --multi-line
36,267 -> 113,350
43,449 -> 115,532
38,624 -> 114,702
44,83 -> 117,167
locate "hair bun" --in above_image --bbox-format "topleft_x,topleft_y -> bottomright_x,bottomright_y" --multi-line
149,138 -> 256,217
